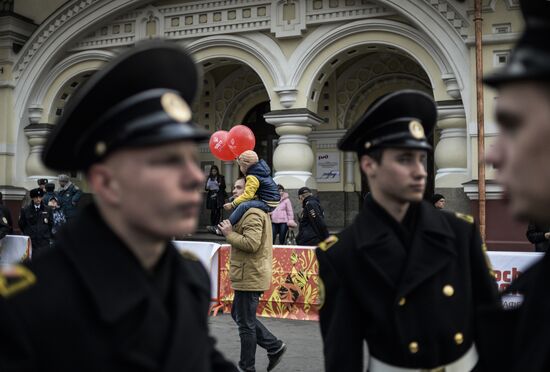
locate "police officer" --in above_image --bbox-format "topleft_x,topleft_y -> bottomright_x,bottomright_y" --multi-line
296,187 -> 329,246
57,174 -> 82,220
18,188 -> 53,255
316,90 -> 499,371
37,178 -> 48,192
482,1 -> 550,371
0,41 -> 236,372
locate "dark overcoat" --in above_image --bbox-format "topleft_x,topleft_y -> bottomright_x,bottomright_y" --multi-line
0,204 -> 236,372
18,203 -> 53,253
316,198 -> 499,371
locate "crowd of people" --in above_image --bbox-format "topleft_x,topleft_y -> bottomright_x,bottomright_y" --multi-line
0,175 -> 81,256
204,159 -> 329,248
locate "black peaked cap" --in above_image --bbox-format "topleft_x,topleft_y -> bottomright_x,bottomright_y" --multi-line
338,90 -> 436,154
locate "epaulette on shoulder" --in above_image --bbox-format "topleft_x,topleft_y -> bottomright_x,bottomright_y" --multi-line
0,265 -> 36,298
318,235 -> 339,252
454,212 -> 474,224
179,250 -> 200,262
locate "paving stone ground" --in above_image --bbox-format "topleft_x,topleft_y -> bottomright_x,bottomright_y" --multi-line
209,314 -> 324,372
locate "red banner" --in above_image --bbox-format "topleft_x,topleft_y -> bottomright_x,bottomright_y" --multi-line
218,245 -> 321,321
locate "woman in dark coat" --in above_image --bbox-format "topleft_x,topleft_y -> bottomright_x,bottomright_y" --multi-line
205,165 -> 226,227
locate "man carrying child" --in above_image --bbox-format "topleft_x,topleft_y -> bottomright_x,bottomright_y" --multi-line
208,150 -> 280,235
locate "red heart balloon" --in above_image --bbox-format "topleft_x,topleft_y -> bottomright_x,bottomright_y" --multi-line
209,131 -> 235,161
227,125 -> 256,157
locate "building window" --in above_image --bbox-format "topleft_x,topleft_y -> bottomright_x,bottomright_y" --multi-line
493,50 -> 511,67
492,23 -> 511,34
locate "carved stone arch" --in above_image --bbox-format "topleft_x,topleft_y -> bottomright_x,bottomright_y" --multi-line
293,20 -> 454,109
187,34 -> 286,104
343,75 -> 433,129
221,85 -> 269,131
13,0 -> 151,136
210,67 -> 264,131
30,50 -> 115,124
331,51 -> 431,129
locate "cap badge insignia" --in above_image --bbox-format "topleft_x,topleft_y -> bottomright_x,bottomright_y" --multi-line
95,141 -> 107,156
2,217 -> 7,224
409,120 -> 425,140
161,92 -> 192,123
44,218 -> 48,224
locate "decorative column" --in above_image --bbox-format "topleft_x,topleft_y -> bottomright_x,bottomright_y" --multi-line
344,152 -> 356,192
264,109 -> 323,189
24,105 -> 55,179
223,160 -> 234,190
434,103 -> 469,187
0,4 -> 35,186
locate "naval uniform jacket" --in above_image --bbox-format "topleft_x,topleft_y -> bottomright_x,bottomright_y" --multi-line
0,204 -> 236,372
316,197 -> 499,371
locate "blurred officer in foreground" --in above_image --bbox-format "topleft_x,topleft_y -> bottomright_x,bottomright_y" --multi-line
0,41 -> 236,372
316,90 -> 499,372
483,1 -> 550,371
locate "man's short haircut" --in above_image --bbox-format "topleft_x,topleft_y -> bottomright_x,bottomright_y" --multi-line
361,148 -> 384,164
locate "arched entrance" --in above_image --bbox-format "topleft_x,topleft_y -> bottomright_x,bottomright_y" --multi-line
313,45 -> 435,208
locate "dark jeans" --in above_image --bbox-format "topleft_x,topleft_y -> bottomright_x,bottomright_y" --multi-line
272,223 -> 288,245
229,200 -> 272,226
210,208 -> 222,226
231,290 -> 282,372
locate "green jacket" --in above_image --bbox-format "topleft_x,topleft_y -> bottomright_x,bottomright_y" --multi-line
227,208 -> 272,292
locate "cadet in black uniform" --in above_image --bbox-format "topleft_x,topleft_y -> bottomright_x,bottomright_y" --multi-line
316,90 -> 499,372
0,41 -> 236,372
481,1 -> 550,371
18,188 -> 53,255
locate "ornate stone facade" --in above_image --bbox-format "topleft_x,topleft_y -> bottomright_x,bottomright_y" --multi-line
0,0 -> 527,245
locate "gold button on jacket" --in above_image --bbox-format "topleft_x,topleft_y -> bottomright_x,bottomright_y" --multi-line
454,332 -> 464,345
409,342 -> 419,354
443,285 -> 454,297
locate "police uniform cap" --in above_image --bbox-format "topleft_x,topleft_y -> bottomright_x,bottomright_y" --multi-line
338,90 -> 436,155
37,178 -> 48,186
29,188 -> 44,198
45,183 -> 55,192
42,40 -> 209,172
484,0 -> 550,87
